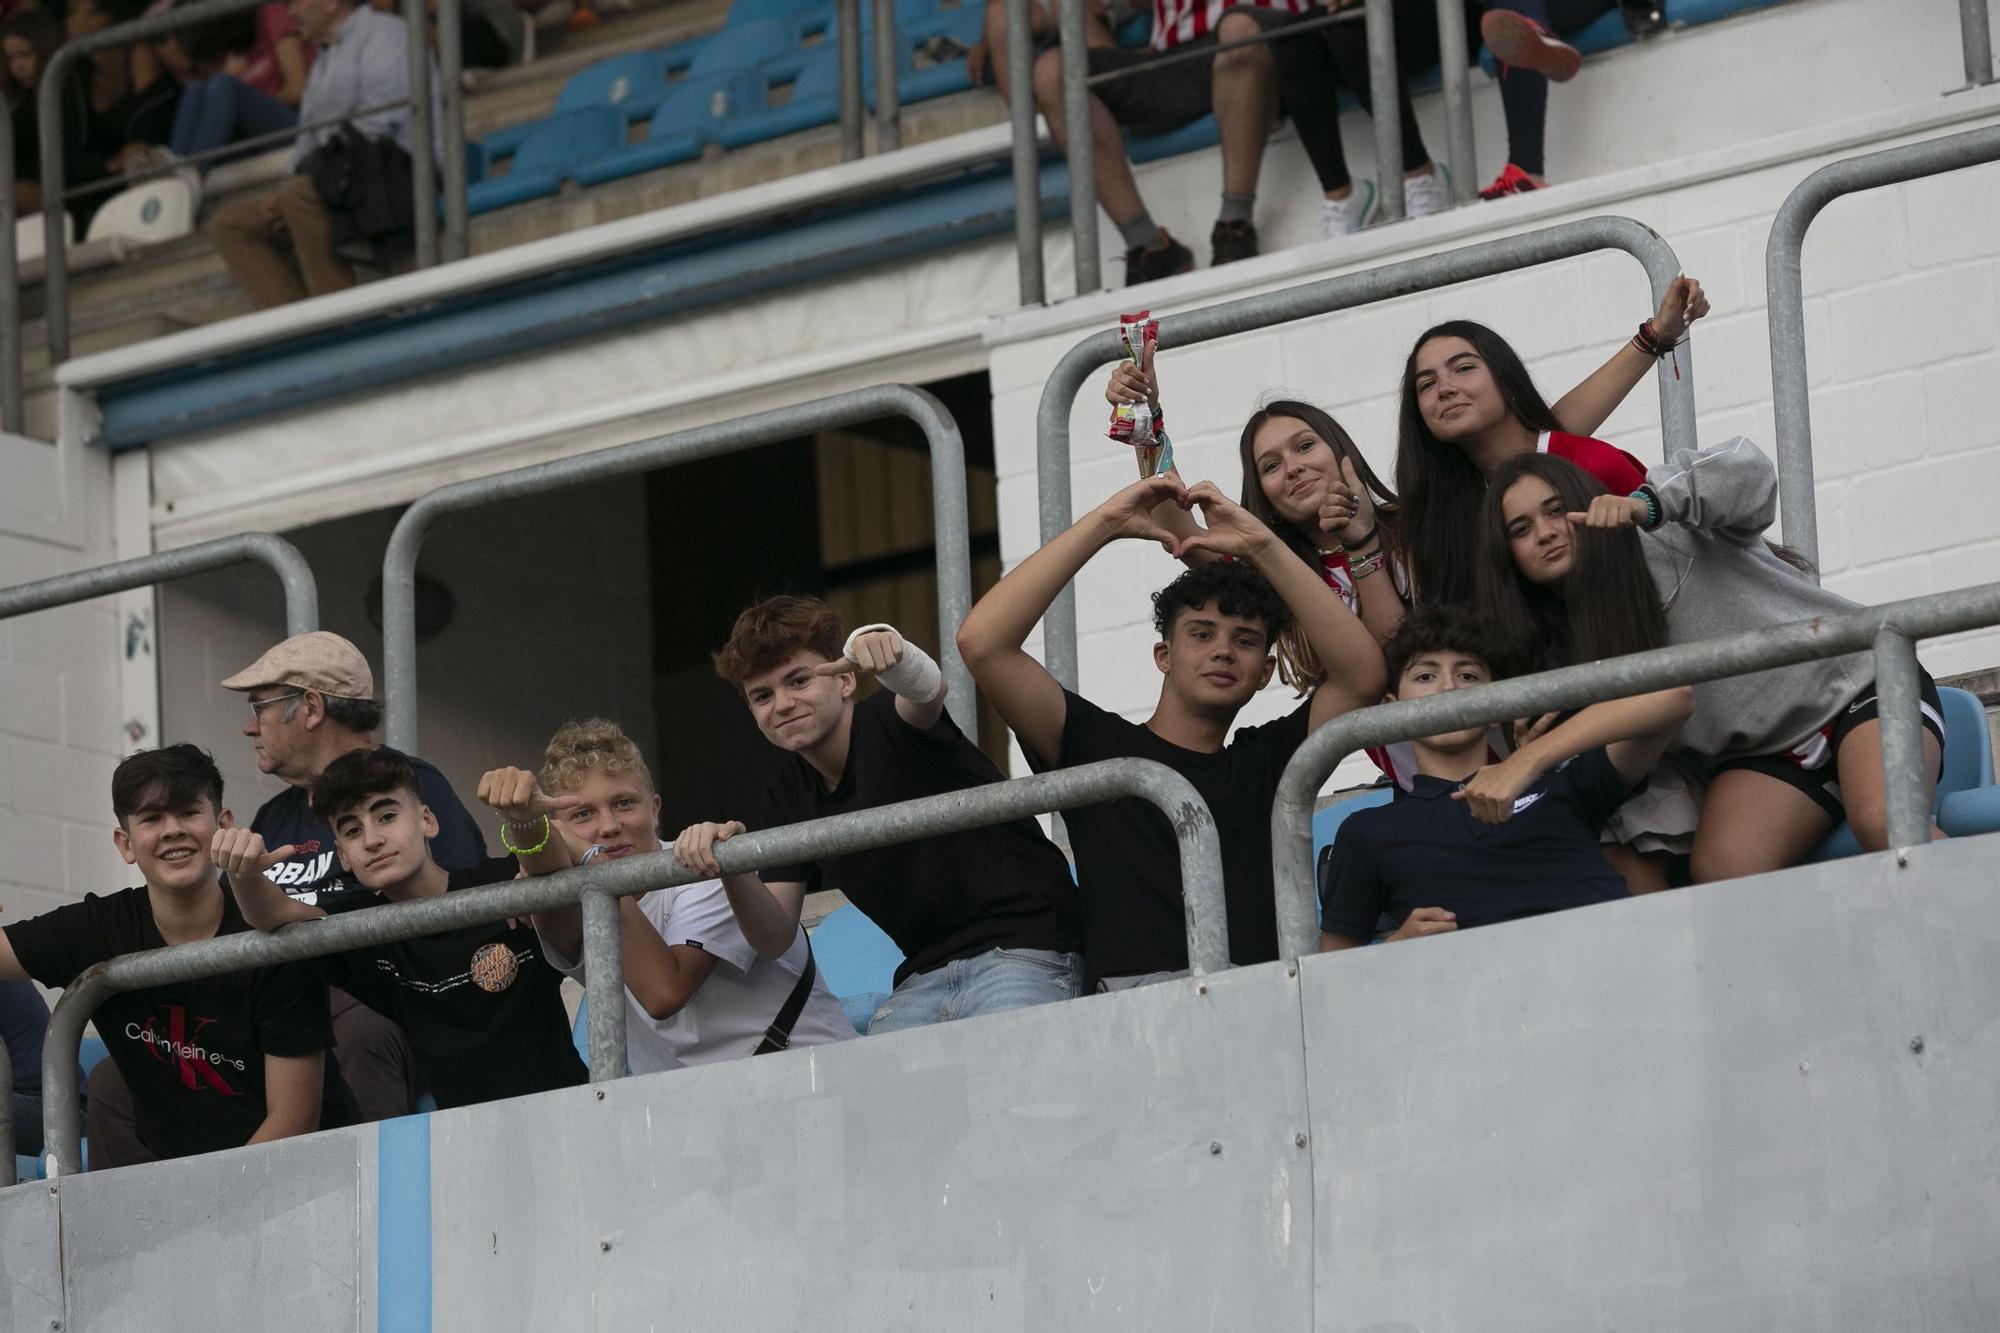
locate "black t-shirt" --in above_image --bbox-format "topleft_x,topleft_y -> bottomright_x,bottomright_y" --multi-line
757,690 -> 1082,985
1028,690 -> 1312,983
307,860 -> 587,1110
1317,747 -> 1637,942
3,886 -> 354,1159
249,752 -> 488,915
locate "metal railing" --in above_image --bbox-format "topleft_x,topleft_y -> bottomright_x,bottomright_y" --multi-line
382,384 -> 972,751
37,756 -> 1224,1176
1035,0 -> 1478,295
1034,214 -> 1694,692
1,1032 -> 12,1187
0,106 -> 20,434
1765,122 -> 2000,571
0,532 -> 318,637
1267,581 -> 2000,959
32,0 -> 466,369
1957,0 -> 1995,91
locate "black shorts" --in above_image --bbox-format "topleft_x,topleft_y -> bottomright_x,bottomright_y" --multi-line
1714,672 -> 1946,822
1086,7 -> 1297,137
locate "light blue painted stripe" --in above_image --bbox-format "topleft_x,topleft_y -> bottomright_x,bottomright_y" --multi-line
377,1114 -> 432,1333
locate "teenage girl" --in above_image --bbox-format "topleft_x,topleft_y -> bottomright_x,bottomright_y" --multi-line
1474,441 -> 1946,881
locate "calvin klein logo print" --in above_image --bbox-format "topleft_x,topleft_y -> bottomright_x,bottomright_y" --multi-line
128,1006 -> 245,1095
470,943 -> 520,993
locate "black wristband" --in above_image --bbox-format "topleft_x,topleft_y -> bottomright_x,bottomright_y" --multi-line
1339,522 -> 1380,551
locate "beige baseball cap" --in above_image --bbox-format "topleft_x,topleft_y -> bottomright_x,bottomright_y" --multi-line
221,631 -> 376,700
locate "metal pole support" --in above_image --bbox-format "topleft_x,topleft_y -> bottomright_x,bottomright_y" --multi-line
1036,214 -> 1691,691
871,0 -> 903,152
1765,122 -> 2000,570
1364,0 -> 1404,223
1956,0 -> 1996,89
1056,0 -> 1100,294
404,0 -> 440,269
438,0 -> 470,262
1005,0 -> 1046,305
837,0 -> 866,161
579,889 -> 628,1083
1434,0 -> 1477,206
1269,580 -> 2000,959
384,385 -> 973,750
0,532 -> 319,638
0,105 -> 21,434
1872,628 -> 1931,851
0,1031 -> 13,1187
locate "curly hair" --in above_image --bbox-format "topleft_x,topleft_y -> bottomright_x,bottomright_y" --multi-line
1151,560 -> 1291,644
538,718 -> 654,796
1381,604 -> 1502,689
713,595 -> 845,690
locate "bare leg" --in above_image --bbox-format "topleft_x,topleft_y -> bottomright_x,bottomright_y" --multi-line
1832,719 -> 1945,852
1601,842 -> 1672,895
1210,9 -> 1279,198
1688,769 -> 1834,884
1031,45 -> 1146,225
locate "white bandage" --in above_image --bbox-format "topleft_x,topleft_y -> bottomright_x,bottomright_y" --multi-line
843,623 -> 944,702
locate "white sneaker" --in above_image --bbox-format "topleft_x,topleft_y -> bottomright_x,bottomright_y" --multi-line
1317,180 -> 1376,239
1402,167 -> 1448,218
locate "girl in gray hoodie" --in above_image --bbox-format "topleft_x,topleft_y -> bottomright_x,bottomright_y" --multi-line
1475,437 -> 1944,884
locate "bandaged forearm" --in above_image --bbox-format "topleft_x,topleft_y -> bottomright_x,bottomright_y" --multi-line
844,623 -> 944,702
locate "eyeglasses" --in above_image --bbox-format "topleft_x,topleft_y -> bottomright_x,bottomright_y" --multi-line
247,691 -> 303,723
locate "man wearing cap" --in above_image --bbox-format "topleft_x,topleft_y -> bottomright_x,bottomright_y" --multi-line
85,631 -> 489,1164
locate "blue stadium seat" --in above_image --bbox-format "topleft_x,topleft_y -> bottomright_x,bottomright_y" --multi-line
811,903 -> 904,1035
467,105 -> 625,214
713,42 -> 875,149
689,15 -> 817,77
897,2 -> 983,102
571,71 -> 760,187
1807,686 -> 1993,861
1477,0 -> 1786,78
726,0 -> 829,25
571,994 -> 590,1063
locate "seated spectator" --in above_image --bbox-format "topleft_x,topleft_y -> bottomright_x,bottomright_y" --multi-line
966,0 -> 1126,101
1474,2 -> 1609,199
1031,0 -> 1308,285
89,629 -> 481,1166
0,745 -> 352,1164
211,0 -> 432,308
1,980 -> 57,1160
160,0 -> 310,164
477,719 -> 852,1071
1271,0 -> 1473,236
68,0 -> 183,177
5,8 -> 110,230
218,747 -> 588,1110
957,474 -> 1385,987
1315,605 -> 1693,950
688,604 -> 1087,1030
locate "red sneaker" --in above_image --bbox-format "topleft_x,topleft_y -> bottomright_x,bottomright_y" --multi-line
1478,163 -> 1545,201
1480,10 -> 1582,81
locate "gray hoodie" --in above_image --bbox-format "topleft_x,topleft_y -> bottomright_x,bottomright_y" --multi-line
1641,436 -> 1872,761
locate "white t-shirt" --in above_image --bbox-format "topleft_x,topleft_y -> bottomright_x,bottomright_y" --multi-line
538,847 -> 854,1075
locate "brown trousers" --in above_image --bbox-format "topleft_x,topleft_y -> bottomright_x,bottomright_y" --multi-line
209,173 -> 357,310
83,988 -> 421,1168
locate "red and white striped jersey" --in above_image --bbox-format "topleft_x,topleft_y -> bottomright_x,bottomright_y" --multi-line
1149,0 -> 1309,52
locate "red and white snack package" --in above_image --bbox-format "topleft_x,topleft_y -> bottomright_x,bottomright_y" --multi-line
1109,311 -> 1174,478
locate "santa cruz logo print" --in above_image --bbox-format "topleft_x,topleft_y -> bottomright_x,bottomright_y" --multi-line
470,943 -> 520,993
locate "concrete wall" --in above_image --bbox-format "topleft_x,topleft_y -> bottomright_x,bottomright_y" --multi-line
0,429 -> 133,921
158,477 -> 658,823
6,836 -> 1996,1330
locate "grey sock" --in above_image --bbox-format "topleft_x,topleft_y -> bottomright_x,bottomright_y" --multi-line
1218,192 -> 1255,224
1117,211 -> 1165,252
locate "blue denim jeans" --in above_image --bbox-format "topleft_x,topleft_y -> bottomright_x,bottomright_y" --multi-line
170,74 -> 299,160
867,947 -> 1083,1033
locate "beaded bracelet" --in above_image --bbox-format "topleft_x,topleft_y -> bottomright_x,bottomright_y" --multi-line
1349,547 -> 1388,580
498,813 -> 552,857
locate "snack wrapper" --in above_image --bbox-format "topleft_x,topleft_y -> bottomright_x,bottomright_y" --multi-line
1109,311 -> 1175,478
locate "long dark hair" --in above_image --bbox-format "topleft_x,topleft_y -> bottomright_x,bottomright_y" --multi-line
2,10 -> 63,102
1473,453 -> 1666,676
1396,321 -> 1564,608
1237,399 -> 1398,690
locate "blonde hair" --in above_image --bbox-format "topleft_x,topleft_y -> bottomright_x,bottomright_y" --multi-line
539,717 -> 655,796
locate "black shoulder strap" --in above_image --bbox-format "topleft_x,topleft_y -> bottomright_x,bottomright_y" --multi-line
753,937 -> 817,1056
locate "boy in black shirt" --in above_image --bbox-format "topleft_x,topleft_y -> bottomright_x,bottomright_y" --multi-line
0,745 -> 348,1162
1317,607 -> 1693,950
216,747 -> 587,1109
674,596 -> 1085,1032
957,474 -> 1386,987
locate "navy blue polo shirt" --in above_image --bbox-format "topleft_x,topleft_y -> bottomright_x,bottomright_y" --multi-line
1317,747 -> 1637,942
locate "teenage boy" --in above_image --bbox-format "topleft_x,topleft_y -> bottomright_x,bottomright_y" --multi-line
1316,606 -> 1694,950
955,474 -> 1385,987
679,596 -> 1086,1032
0,745 -> 351,1163
476,717 -> 853,1073
216,747 -> 587,1110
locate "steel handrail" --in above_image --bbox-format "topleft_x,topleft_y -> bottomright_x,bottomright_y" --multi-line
35,0 -> 465,367
1268,580 -> 2000,960
381,384 -> 973,750
39,756 -> 1225,1176
1765,122 -> 2000,571
0,532 -> 318,638
1034,213 -> 1693,692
